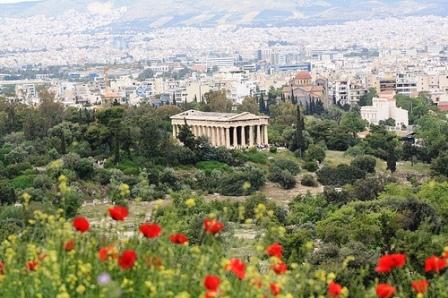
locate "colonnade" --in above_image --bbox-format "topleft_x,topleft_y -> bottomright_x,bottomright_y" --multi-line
172,124 -> 269,148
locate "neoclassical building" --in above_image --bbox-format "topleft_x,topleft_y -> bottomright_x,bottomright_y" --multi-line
171,110 -> 269,149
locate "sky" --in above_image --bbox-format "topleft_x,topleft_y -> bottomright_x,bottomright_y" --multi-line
0,0 -> 40,3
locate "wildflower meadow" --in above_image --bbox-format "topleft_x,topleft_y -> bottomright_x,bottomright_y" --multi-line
0,184 -> 447,298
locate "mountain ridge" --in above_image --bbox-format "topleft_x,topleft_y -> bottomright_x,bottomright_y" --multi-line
1,0 -> 447,28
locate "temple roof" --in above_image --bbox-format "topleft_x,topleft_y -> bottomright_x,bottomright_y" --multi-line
171,110 -> 268,122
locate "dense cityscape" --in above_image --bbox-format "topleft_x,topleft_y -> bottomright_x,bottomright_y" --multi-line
1,1 -> 448,297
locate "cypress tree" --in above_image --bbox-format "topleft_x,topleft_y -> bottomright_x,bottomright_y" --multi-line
259,93 -> 266,114
172,92 -> 177,105
292,105 -> 307,157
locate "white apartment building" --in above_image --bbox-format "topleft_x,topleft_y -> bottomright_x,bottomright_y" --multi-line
396,73 -> 417,96
205,57 -> 235,70
361,92 -> 409,129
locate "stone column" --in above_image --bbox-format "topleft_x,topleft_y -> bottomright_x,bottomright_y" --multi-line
211,127 -> 217,146
256,125 -> 261,145
210,126 -> 215,146
220,127 -> 225,147
172,124 -> 176,138
233,126 -> 238,147
207,126 -> 212,142
263,125 -> 269,145
241,126 -> 246,147
214,127 -> 221,147
249,125 -> 254,147
226,128 -> 230,148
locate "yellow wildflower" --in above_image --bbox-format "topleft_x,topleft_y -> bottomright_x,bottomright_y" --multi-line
175,292 -> 190,298
185,198 -> 196,208
76,284 -> 86,295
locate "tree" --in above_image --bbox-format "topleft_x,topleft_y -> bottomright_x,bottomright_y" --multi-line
396,93 -> 433,125
172,92 -> 177,106
359,88 -> 377,107
364,125 -> 400,162
386,145 -> 397,173
258,94 -> 266,114
48,121 -> 81,154
37,88 -> 64,132
177,122 -> 198,151
270,102 -> 297,126
238,96 -> 258,114
351,155 -> 376,173
97,107 -> 126,163
290,105 -> 307,156
340,112 -> 367,138
305,143 -> 326,163
431,152 -> 448,177
202,91 -> 233,113
291,88 -> 297,105
0,180 -> 16,205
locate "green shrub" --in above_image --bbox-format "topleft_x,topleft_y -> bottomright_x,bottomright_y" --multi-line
6,162 -> 32,178
301,174 -> 318,187
33,174 -> 53,190
268,167 -> 296,189
317,164 -> 366,186
351,155 -> 376,173
269,146 -> 278,153
219,166 -> 265,196
9,174 -> 36,189
303,161 -> 319,172
304,143 -> 326,163
271,159 -> 301,175
114,159 -> 140,176
0,179 -> 16,205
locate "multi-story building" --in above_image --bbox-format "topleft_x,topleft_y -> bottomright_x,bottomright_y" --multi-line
361,91 -> 409,129
395,73 -> 417,96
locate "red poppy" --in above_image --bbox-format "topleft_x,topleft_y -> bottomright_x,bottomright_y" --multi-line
26,260 -> 38,271
169,233 -> 189,245
411,279 -> 429,294
327,281 -> 343,298
225,258 -> 246,280
204,275 -> 221,291
118,249 -> 137,270
266,243 -> 283,258
375,254 -> 406,273
270,282 -> 281,296
98,245 -> 118,261
272,262 -> 287,275
139,223 -> 162,238
376,283 -> 396,298
424,256 -> 446,273
0,260 -> 4,274
204,218 -> 224,234
108,206 -> 128,221
72,216 -> 90,233
64,239 -> 75,251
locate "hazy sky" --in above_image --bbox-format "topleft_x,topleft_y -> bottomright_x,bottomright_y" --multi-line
0,0 -> 40,3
